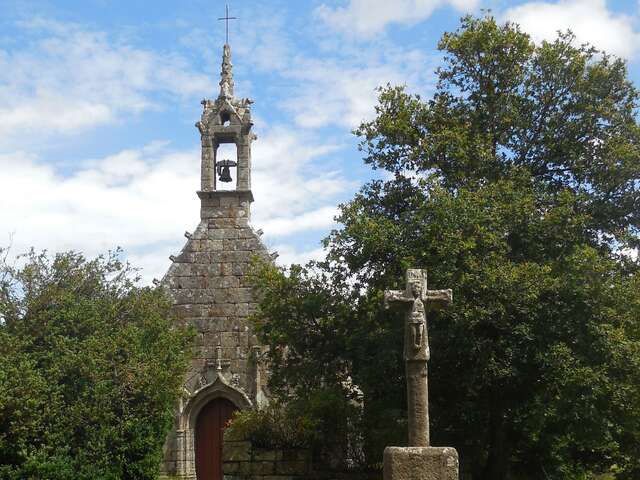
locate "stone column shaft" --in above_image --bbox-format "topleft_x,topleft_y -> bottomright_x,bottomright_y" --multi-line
201,140 -> 214,192
236,138 -> 251,190
406,360 -> 429,447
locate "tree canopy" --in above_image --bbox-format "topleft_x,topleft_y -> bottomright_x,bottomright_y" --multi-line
0,249 -> 193,480
251,16 -> 640,480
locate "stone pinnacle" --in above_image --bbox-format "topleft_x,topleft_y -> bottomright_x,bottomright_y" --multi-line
219,44 -> 234,99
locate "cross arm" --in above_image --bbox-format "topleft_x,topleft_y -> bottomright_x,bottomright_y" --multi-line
384,290 -> 412,310
425,289 -> 453,311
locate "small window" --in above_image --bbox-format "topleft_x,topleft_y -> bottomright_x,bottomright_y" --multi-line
220,111 -> 231,127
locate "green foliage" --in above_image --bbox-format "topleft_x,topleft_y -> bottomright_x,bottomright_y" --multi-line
227,402 -> 316,449
358,17 -> 640,241
251,15 -> 640,480
0,249 -> 194,480
228,388 -> 366,471
249,263 -> 380,470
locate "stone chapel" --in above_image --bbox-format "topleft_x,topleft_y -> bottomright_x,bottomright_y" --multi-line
159,43 -> 272,480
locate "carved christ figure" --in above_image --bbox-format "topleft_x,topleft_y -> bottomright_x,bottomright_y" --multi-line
406,272 -> 429,360
410,305 -> 427,356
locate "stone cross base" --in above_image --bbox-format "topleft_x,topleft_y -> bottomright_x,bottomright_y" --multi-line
384,447 -> 459,480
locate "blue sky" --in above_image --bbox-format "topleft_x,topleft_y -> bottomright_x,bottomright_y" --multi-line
1,0 -> 639,283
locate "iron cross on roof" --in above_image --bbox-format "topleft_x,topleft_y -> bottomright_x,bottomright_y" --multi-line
218,4 -> 238,45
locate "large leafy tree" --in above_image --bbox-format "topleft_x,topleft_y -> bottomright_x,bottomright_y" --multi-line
0,249 -> 193,480
252,16 -> 640,480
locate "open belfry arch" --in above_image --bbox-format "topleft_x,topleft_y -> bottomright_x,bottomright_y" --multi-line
160,37 -> 272,480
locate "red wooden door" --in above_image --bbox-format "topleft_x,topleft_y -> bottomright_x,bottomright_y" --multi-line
195,397 -> 238,480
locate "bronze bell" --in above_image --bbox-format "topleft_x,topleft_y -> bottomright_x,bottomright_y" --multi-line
218,165 -> 232,182
216,159 -> 237,183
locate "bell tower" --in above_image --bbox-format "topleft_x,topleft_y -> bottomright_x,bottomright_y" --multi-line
160,41 -> 271,479
196,43 -> 257,217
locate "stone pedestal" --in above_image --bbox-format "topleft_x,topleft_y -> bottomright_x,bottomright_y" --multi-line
383,447 -> 459,480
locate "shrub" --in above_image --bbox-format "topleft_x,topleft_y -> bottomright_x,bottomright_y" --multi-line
0,249 -> 194,480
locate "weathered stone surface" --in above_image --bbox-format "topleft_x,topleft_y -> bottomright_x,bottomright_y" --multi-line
160,41 -> 271,479
253,449 -> 279,462
223,461 -> 241,474
280,449 -> 310,463
237,461 -> 253,476
383,269 -> 458,480
251,461 -> 276,475
223,441 -> 252,462
383,447 -> 458,480
275,461 -> 308,475
220,442 -> 311,480
384,269 -> 452,447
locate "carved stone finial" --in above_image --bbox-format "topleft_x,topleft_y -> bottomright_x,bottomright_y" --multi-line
219,44 -> 234,99
197,374 -> 208,389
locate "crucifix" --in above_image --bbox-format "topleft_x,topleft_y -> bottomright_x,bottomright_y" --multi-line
214,340 -> 232,372
206,340 -> 231,373
218,4 -> 238,45
384,268 -> 452,447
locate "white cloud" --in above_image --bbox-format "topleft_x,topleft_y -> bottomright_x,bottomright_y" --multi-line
0,97 -> 112,137
0,127 -> 352,283
0,19 -> 212,143
259,206 -> 339,237
0,146 -> 200,282
272,244 -> 327,266
282,48 -> 436,129
250,127 -> 355,226
315,0 -> 479,38
504,0 -> 640,58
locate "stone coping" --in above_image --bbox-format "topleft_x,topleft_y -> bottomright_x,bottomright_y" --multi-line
197,190 -> 254,202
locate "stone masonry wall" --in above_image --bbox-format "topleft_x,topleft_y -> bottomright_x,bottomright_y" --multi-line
223,439 -> 312,480
222,436 -> 384,480
222,428 -> 384,480
160,190 -> 272,477
166,190 -> 269,396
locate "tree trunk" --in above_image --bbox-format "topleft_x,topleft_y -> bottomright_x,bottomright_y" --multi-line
479,400 -> 510,480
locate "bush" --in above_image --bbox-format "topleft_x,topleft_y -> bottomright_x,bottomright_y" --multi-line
227,403 -> 316,449
0,249 -> 194,480
228,389 -> 369,472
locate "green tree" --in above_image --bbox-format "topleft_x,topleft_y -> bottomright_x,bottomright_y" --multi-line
0,249 -> 193,480
252,16 -> 640,480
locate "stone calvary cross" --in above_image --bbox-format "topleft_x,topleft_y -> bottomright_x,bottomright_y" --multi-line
384,269 -> 452,447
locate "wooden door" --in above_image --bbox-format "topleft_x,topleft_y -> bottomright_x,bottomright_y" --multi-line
195,397 -> 238,480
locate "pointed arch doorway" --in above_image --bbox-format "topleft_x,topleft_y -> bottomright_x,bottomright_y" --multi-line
195,397 -> 238,480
